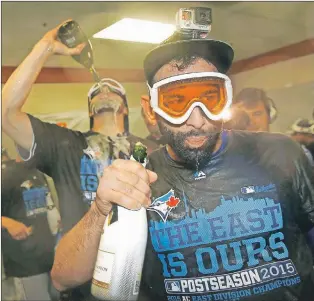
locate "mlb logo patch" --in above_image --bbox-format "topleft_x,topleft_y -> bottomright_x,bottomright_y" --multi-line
165,280 -> 181,293
241,186 -> 256,194
148,189 -> 181,222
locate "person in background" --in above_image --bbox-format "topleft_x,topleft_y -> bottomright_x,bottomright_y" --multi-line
288,118 -> 314,167
1,21 -> 158,301
233,91 -> 314,257
222,107 -> 251,131
288,118 -> 314,254
51,27 -> 314,301
1,21 -> 136,234
232,87 -> 278,132
232,88 -> 314,166
88,79 -> 160,155
1,148 -> 60,301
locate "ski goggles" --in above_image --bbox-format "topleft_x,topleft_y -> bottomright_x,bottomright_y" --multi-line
148,72 -> 233,124
87,78 -> 126,103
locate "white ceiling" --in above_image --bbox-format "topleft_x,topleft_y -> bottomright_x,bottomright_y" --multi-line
2,1 -> 314,69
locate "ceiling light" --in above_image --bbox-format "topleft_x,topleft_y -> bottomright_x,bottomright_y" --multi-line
93,18 -> 176,44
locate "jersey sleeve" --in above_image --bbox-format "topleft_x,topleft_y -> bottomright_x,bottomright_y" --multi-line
17,114 -> 85,177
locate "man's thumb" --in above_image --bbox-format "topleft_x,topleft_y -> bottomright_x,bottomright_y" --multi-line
147,170 -> 158,184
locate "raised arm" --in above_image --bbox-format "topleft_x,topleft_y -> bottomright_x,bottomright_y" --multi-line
51,159 -> 157,291
2,20 -> 84,151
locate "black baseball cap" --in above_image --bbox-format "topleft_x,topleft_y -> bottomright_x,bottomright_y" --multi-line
143,32 -> 234,86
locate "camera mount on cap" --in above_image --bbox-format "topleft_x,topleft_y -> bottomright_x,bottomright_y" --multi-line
143,7 -> 233,86
176,7 -> 212,40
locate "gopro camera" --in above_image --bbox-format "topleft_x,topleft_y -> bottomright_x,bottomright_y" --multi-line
176,7 -> 212,39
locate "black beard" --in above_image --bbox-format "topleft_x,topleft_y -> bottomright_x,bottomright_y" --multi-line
158,120 -> 221,169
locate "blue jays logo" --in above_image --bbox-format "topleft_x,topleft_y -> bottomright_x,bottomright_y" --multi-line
148,189 -> 181,222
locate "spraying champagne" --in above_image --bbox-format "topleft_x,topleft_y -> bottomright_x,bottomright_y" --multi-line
91,142 -> 149,301
57,20 -> 101,83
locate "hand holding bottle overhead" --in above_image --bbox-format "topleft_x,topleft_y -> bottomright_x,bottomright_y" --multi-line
57,19 -> 101,82
39,19 -> 86,56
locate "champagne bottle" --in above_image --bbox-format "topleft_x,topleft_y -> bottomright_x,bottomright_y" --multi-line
91,142 -> 148,301
57,20 -> 100,82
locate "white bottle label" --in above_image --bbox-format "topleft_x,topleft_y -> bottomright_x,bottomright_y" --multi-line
93,251 -> 115,284
133,272 -> 141,295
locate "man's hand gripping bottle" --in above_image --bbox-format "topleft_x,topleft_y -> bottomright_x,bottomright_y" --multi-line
91,142 -> 149,301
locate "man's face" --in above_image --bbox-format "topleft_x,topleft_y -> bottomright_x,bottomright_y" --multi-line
151,58 -> 223,168
233,100 -> 270,132
89,86 -> 125,116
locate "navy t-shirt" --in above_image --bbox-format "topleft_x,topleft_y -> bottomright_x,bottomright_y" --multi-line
2,161 -> 55,277
140,130 -> 314,301
19,114 -> 132,234
18,114 -> 157,299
